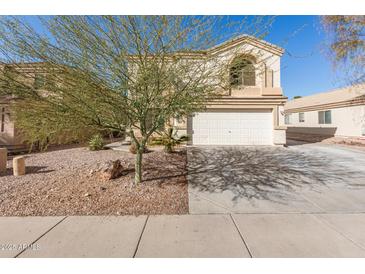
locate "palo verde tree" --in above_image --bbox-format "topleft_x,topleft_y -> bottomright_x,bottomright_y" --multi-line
0,16 -> 275,184
321,16 -> 365,85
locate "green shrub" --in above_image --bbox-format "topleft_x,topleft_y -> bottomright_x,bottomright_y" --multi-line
88,134 -> 104,151
151,127 -> 188,153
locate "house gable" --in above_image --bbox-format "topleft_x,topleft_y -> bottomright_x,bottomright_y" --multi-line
206,35 -> 284,57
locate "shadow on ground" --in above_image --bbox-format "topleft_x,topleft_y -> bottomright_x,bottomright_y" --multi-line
187,146 -> 358,203
0,166 -> 54,177
141,150 -> 187,186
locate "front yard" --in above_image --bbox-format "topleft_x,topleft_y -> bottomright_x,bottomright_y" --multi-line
0,147 -> 188,216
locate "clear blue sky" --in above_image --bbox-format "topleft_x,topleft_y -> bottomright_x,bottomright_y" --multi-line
16,16 -> 346,100
265,15 -> 345,99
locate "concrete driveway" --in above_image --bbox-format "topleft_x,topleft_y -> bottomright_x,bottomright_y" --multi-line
188,142 -> 365,214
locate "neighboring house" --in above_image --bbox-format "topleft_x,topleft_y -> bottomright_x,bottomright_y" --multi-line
175,35 -> 288,146
0,96 -> 19,148
284,84 -> 365,141
1,35 -> 288,148
0,63 -> 48,151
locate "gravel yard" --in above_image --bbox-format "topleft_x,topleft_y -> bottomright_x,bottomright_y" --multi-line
0,147 -> 188,216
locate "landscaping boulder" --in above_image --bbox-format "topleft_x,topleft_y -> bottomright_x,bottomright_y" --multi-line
98,159 -> 126,180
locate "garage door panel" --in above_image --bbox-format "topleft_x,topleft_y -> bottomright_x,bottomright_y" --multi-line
192,111 -> 273,145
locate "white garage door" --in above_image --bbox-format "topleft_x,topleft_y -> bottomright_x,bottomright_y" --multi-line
192,110 -> 273,145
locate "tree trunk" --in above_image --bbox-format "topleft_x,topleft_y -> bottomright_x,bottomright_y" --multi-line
130,130 -> 147,185
164,143 -> 173,153
134,146 -> 143,184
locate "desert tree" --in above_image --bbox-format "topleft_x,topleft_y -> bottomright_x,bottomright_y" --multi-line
0,16 -> 275,184
321,16 -> 365,85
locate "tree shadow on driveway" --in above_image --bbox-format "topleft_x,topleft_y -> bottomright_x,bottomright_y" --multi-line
187,146 -> 359,203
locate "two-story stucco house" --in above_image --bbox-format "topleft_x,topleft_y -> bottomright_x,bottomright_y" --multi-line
0,35 -> 288,149
174,35 -> 288,146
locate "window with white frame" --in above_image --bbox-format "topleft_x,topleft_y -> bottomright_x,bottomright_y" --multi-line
318,110 -> 332,124
299,112 -> 305,123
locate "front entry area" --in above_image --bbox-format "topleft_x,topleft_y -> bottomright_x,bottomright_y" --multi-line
191,110 -> 273,145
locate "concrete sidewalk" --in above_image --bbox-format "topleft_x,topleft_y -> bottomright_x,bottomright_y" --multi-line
1,213 -> 365,258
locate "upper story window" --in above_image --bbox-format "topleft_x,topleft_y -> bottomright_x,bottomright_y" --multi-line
230,57 -> 256,87
318,110 -> 332,124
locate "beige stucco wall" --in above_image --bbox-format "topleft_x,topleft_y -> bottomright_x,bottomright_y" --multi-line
273,129 -> 286,145
286,105 -> 365,137
277,105 -> 286,126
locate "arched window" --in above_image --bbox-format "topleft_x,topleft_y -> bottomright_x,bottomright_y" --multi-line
230,57 -> 256,87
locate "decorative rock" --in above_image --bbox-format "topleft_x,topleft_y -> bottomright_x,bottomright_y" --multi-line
0,148 -> 7,173
98,159 -> 125,181
13,156 -> 26,176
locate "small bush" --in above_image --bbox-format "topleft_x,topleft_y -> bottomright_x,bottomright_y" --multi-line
88,134 -> 104,151
151,127 -> 188,153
